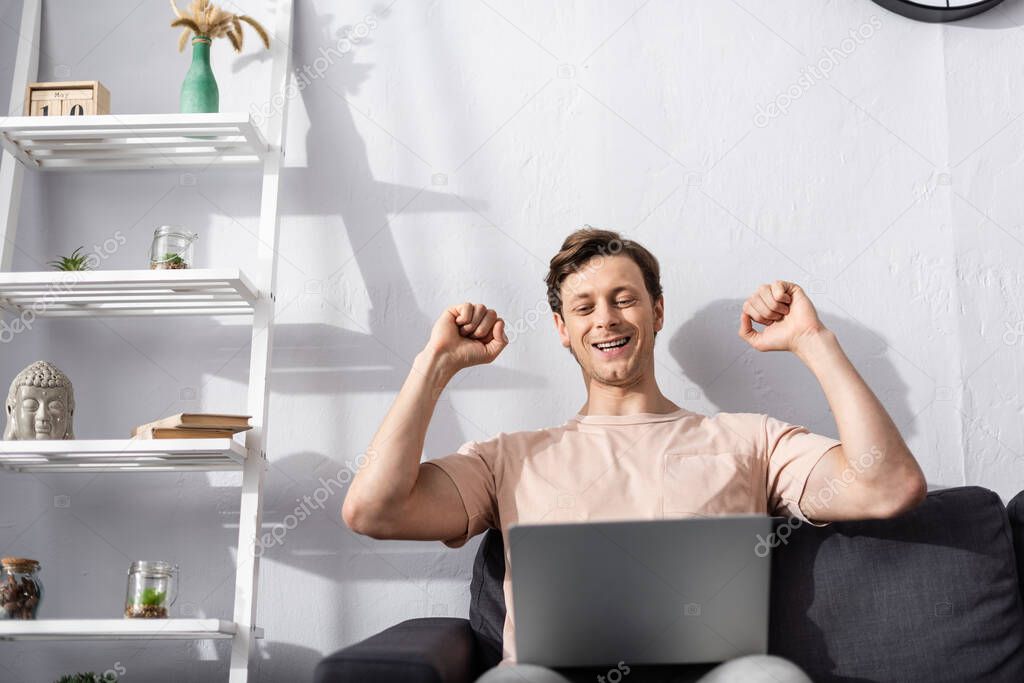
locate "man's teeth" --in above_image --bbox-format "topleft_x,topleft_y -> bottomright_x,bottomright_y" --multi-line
595,337 -> 629,350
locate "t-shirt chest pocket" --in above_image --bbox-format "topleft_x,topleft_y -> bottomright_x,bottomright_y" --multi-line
662,451 -> 759,516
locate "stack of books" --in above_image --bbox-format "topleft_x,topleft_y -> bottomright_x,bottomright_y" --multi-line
131,413 -> 252,439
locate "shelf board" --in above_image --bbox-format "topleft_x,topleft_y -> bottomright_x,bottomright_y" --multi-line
0,112 -> 269,171
0,619 -> 263,641
0,438 -> 248,473
0,268 -> 258,317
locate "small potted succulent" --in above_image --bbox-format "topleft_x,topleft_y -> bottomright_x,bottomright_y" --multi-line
47,247 -> 93,271
54,674 -> 117,683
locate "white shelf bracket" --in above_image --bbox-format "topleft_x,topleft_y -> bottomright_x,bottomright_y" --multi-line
0,0 -> 40,271
230,1 -> 294,682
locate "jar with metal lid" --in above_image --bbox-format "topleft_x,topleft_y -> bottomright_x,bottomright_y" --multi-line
149,226 -> 197,270
124,560 -> 178,618
0,557 -> 42,619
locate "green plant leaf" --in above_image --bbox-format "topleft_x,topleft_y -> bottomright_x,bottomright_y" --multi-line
53,673 -> 101,683
48,246 -> 93,271
140,587 -> 166,606
160,252 -> 185,265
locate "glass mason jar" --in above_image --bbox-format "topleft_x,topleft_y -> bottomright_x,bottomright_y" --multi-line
0,557 -> 43,619
149,226 -> 197,270
124,561 -> 178,618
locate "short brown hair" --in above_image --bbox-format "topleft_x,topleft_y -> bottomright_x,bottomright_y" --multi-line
545,227 -> 662,318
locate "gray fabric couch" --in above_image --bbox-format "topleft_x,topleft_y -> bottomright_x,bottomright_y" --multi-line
315,486 -> 1024,682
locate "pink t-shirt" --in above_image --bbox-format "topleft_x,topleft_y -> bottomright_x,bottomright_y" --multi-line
423,407 -> 841,667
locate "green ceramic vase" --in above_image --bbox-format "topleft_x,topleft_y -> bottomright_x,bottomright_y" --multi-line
179,36 -> 219,113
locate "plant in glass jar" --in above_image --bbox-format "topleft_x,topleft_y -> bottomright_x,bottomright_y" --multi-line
149,227 -> 197,270
124,560 -> 177,618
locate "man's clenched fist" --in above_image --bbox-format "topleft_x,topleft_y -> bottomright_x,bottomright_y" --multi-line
426,302 -> 508,372
738,280 -> 826,353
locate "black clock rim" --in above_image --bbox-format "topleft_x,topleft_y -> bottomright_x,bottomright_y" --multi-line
871,0 -> 1006,23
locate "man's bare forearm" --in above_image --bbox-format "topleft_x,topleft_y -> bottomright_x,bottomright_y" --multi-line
793,328 -> 925,495
343,302 -> 505,534
345,348 -> 456,517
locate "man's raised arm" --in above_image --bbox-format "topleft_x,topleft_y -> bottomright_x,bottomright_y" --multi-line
341,303 -> 507,541
739,280 -> 927,522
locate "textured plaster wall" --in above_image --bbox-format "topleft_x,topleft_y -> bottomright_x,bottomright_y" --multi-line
0,0 -> 1022,680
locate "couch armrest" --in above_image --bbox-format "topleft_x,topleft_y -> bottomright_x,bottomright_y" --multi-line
314,617 -> 485,683
1006,490 -> 1024,601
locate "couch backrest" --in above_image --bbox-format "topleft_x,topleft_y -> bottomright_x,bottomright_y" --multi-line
769,485 -> 1024,681
470,486 -> 1024,681
468,524 -> 506,670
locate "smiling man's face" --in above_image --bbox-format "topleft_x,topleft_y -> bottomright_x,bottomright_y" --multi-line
553,254 -> 664,388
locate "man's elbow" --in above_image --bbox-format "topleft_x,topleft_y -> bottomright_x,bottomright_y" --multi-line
872,470 -> 928,519
342,496 -> 390,539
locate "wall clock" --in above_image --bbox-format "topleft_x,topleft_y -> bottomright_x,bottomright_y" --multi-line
871,0 -> 1006,22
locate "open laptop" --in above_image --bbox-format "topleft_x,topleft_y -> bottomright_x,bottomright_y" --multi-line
508,515 -> 776,668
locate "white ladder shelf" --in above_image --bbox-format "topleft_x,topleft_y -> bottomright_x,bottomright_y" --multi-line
0,1 -> 294,681
0,112 -> 270,170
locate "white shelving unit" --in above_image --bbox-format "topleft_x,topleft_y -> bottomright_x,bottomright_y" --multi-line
0,438 -> 247,472
0,1 -> 293,681
0,268 -> 258,317
0,619 -> 263,641
0,112 -> 269,171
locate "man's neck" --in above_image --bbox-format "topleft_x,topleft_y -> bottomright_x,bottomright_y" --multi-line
577,389 -> 679,417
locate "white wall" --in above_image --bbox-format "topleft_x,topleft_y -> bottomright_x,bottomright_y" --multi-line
0,0 -> 1022,680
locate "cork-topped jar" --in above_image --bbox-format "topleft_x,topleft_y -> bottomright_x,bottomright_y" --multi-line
0,557 -> 42,619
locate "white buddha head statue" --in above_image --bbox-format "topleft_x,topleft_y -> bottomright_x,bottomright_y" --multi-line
4,360 -> 75,440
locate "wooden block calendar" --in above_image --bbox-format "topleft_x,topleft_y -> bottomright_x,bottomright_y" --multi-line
24,80 -> 110,117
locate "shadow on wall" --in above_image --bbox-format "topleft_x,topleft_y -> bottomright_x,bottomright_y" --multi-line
670,299 -> 917,443
252,639 -> 326,683
152,321 -> 547,396
229,0 -> 506,461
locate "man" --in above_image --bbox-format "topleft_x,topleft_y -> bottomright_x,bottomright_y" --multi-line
343,228 -> 927,683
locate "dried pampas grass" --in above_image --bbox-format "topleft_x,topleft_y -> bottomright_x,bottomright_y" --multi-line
170,0 -> 270,53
